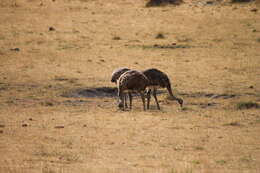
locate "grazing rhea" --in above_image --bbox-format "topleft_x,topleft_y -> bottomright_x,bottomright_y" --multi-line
142,68 -> 183,110
111,67 -> 131,108
117,70 -> 149,111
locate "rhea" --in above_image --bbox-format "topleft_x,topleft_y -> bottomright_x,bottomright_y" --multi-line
111,67 -> 131,108
117,70 -> 149,111
143,68 -> 183,110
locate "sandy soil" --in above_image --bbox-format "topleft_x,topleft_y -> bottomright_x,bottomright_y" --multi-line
0,0 -> 260,172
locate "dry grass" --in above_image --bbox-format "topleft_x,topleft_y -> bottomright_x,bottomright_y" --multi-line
236,101 -> 259,109
0,0 -> 260,173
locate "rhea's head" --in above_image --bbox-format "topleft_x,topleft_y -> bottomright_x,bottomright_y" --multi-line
111,68 -> 130,84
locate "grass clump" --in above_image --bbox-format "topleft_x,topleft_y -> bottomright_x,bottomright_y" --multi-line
194,146 -> 204,151
216,160 -> 227,165
41,101 -> 54,107
146,0 -> 183,7
112,36 -> 121,40
224,121 -> 242,127
240,155 -> 253,163
170,168 -> 193,173
155,33 -> 165,39
231,0 -> 253,3
236,101 -> 259,110
192,160 -> 201,165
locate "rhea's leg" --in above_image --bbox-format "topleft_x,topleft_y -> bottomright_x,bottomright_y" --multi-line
124,94 -> 128,108
129,93 -> 133,110
122,93 -> 126,110
152,89 -> 160,110
118,91 -> 125,111
140,91 -> 146,111
146,89 -> 151,110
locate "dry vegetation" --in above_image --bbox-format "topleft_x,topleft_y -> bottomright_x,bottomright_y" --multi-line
0,0 -> 260,173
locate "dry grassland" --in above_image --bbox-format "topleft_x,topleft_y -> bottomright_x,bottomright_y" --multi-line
0,0 -> 260,172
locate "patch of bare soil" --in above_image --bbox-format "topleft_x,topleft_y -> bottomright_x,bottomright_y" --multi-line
62,87 -> 118,98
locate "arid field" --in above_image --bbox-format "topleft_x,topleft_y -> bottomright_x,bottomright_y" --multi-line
0,0 -> 260,172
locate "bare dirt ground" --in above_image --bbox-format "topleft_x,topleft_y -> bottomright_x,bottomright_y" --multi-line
0,0 -> 260,172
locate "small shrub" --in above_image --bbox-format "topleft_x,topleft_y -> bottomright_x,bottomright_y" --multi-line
49,26 -> 55,31
216,160 -> 227,165
240,155 -> 253,163
194,146 -> 204,151
236,101 -> 259,109
170,168 -> 193,173
231,0 -> 253,3
41,101 -> 54,106
112,36 -> 121,40
146,0 -> 183,7
224,122 -> 242,126
192,160 -> 200,164
155,33 -> 165,39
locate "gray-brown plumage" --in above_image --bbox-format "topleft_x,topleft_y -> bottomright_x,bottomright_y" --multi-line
111,67 -> 130,83
142,68 -> 183,110
117,70 -> 149,111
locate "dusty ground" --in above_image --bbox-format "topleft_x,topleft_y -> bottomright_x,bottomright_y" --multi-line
0,0 -> 260,172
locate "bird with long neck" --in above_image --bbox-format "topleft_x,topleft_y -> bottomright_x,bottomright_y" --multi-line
117,70 -> 149,111
142,68 -> 183,110
111,67 -> 131,108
